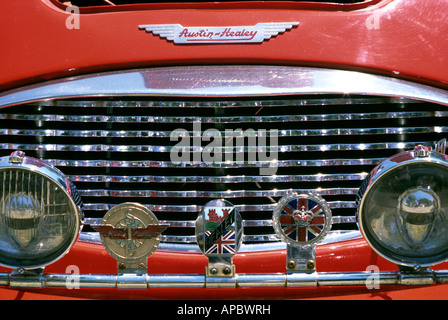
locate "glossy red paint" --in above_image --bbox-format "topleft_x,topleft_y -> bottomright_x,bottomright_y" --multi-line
1,0 -> 448,91
1,0 -> 448,300
0,238 -> 447,299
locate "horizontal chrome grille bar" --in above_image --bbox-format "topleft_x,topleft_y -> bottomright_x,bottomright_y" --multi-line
82,201 -> 356,212
78,187 -> 359,198
3,126 -> 446,138
44,158 -> 384,168
0,141 -> 428,153
2,111 -> 447,123
69,173 -> 368,183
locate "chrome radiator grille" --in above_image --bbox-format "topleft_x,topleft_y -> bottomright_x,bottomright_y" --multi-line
0,95 -> 446,245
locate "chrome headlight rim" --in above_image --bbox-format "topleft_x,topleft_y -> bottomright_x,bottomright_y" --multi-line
358,148 -> 448,267
0,152 -> 83,270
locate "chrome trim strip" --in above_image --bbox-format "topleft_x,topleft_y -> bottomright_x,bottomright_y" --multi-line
0,141 -> 429,153
78,187 -> 359,198
2,126 -> 444,139
82,201 -> 356,212
2,111 -> 446,123
72,173 -> 368,184
1,66 -> 448,107
32,96 -> 420,108
46,158 -> 384,168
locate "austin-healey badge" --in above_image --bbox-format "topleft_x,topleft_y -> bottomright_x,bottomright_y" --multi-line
139,22 -> 299,44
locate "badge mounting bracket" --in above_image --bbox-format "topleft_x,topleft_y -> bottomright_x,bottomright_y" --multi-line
273,193 -> 332,285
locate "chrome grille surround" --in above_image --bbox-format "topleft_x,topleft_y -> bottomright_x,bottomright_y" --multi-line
1,65 -> 447,253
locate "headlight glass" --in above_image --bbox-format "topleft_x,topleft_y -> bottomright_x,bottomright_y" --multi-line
359,151 -> 448,267
0,154 -> 82,269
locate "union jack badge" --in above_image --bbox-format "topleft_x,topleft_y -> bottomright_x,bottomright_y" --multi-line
273,193 -> 332,246
196,199 -> 243,258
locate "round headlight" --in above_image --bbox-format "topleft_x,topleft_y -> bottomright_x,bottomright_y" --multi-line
358,146 -> 448,267
0,152 -> 83,269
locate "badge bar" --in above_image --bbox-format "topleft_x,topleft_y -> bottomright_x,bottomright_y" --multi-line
139,22 -> 299,44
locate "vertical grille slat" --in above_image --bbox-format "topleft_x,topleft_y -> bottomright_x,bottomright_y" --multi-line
0,95 -> 446,245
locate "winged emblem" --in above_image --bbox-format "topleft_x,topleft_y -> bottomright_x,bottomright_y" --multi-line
139,22 -> 299,44
258,22 -> 300,40
139,24 -> 180,42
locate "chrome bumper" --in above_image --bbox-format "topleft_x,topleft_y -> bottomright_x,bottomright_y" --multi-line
2,269 -> 447,289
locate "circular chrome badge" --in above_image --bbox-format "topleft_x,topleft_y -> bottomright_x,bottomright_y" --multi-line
97,203 -> 166,264
273,193 -> 332,246
195,199 -> 243,257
